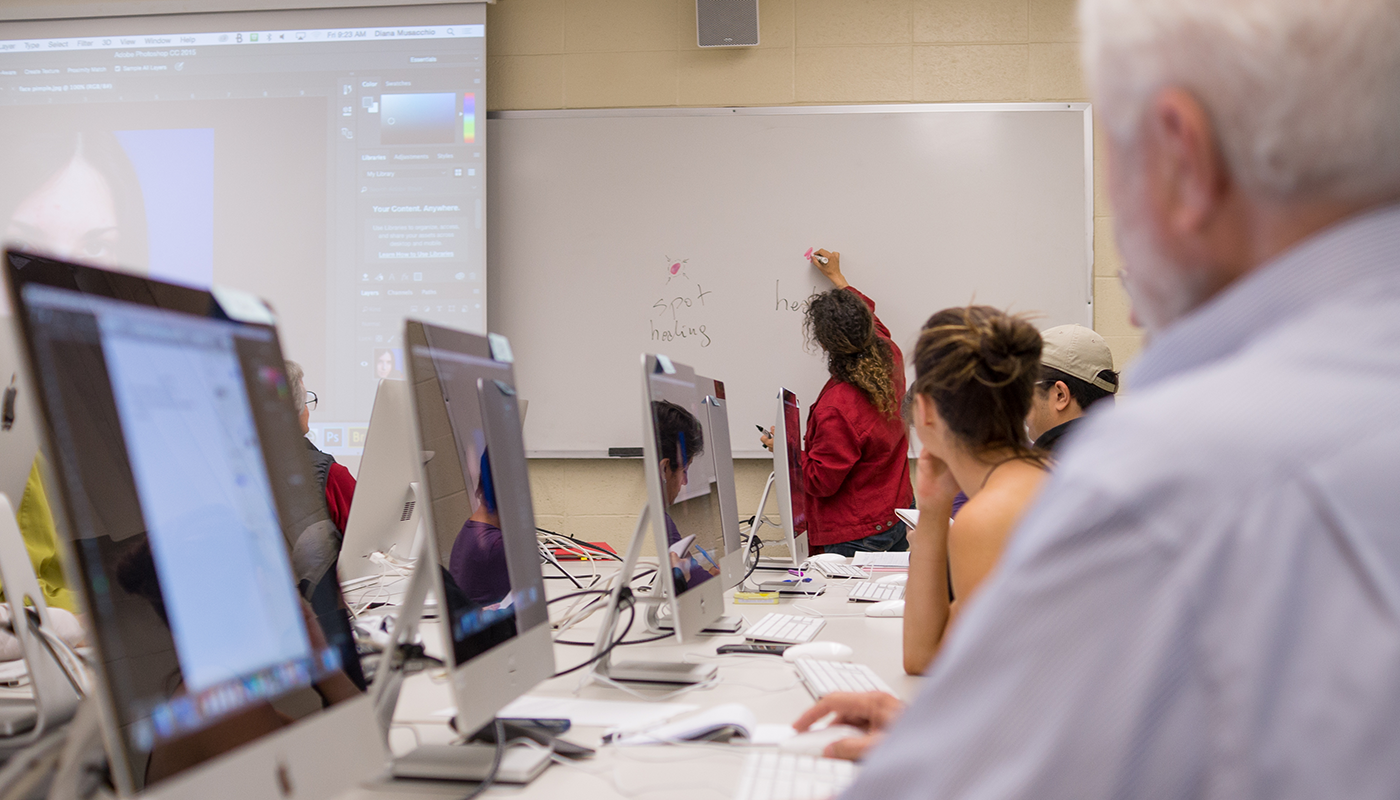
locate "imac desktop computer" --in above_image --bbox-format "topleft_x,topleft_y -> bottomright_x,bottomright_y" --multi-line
587,355 -> 726,686
5,251 -> 384,800
380,320 -> 556,783
750,388 -> 813,570
653,373 -> 744,634
339,378 -> 426,592
694,374 -> 745,590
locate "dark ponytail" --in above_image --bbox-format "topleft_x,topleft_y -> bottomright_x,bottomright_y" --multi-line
910,305 -> 1043,460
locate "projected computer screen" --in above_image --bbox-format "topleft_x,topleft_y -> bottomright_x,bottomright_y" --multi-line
15,282 -> 361,792
0,3 -> 486,439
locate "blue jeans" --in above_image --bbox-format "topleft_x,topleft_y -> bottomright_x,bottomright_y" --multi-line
818,521 -> 909,558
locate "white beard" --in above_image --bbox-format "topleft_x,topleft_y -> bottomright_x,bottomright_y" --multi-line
1111,182 -> 1214,340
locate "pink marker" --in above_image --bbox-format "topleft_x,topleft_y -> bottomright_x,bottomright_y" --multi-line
805,247 -> 829,265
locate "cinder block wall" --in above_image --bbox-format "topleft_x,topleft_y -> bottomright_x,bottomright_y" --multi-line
488,0 -> 1141,552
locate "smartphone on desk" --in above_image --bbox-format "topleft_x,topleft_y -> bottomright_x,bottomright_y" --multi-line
716,643 -> 789,656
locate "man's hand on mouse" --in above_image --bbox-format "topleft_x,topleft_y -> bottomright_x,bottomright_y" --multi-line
792,691 -> 905,761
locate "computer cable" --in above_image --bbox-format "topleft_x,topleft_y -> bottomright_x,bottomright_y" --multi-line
538,543 -> 584,589
537,531 -> 610,588
551,600 -> 636,679
535,527 -> 624,562
453,718 -> 505,800
1,610 -> 88,698
27,616 -> 90,697
737,535 -> 766,589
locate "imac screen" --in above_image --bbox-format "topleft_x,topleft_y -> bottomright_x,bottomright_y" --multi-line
646,365 -> 722,595
13,280 -> 361,792
404,322 -> 546,668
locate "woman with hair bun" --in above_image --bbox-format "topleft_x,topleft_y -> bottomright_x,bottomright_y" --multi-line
902,305 -> 1047,675
760,249 -> 913,556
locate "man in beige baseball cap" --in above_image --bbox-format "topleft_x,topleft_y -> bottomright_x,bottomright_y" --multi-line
1025,324 -> 1119,453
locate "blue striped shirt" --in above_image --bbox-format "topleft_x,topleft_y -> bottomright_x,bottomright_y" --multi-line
847,203 -> 1400,800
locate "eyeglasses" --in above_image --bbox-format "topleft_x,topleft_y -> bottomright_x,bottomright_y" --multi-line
305,390 -> 318,410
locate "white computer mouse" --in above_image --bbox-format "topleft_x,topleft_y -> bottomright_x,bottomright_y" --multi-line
808,553 -> 847,564
782,641 -> 854,662
780,724 -> 866,756
875,573 -> 908,585
865,600 -> 905,618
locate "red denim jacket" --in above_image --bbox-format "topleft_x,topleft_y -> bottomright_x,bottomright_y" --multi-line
799,287 -> 913,546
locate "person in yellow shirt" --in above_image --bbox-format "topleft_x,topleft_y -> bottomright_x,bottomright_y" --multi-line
9,455 -> 76,613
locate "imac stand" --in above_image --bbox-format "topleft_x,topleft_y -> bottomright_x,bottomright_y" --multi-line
746,471 -> 799,570
0,495 -> 80,754
588,506 -> 717,686
370,521 -> 553,784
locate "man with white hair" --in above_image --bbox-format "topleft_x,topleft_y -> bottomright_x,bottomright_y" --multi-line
795,0 -> 1400,795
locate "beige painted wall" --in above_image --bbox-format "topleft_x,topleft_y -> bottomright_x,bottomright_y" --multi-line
488,0 -> 1142,552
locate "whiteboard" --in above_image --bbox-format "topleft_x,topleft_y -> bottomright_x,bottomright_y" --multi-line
487,104 -> 1093,457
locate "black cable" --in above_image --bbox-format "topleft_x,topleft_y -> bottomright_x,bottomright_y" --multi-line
536,527 -> 623,561
614,631 -> 672,645
539,551 -> 584,589
553,625 -> 672,647
455,718 -> 505,800
546,588 -> 612,606
551,602 -> 635,678
738,535 -> 765,587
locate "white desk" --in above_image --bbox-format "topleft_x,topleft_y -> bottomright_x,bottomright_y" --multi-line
347,567 -> 920,799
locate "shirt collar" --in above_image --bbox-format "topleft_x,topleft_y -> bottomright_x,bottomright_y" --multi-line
1033,416 -> 1081,452
1129,203 -> 1400,390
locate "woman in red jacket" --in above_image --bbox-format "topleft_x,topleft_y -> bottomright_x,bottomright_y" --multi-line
762,249 -> 913,556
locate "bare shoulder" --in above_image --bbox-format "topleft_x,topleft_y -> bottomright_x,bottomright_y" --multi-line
950,462 -> 1047,545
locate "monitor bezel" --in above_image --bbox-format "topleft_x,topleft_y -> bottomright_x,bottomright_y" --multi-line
772,388 -> 811,565
3,249 -> 385,800
400,319 -> 554,738
639,354 -> 724,643
693,375 -> 744,589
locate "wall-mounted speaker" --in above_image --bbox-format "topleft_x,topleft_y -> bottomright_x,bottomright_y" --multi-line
696,0 -> 759,47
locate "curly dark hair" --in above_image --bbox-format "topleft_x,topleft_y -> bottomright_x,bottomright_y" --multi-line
652,400 -> 705,468
804,289 -> 897,418
910,305 -> 1044,461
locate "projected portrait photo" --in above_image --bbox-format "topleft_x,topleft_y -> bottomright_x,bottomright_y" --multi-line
1,129 -> 147,270
374,347 -> 405,380
0,125 -> 214,287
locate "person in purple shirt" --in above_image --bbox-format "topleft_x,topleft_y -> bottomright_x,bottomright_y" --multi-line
449,451 -> 510,607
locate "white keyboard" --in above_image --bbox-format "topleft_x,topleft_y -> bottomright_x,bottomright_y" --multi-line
806,561 -> 868,579
744,613 -> 825,644
846,581 -> 905,602
793,659 -> 894,699
736,752 -> 857,800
